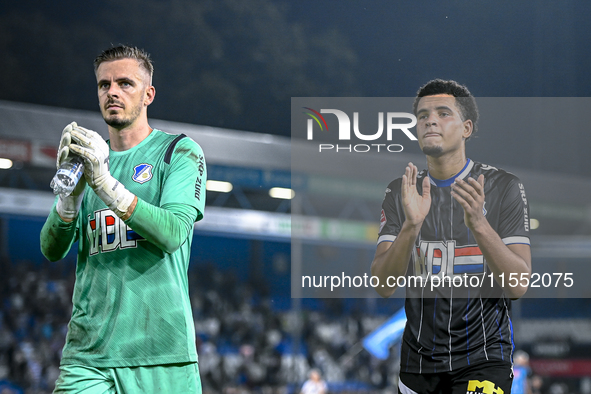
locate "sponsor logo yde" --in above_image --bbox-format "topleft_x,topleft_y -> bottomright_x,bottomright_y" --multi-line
414,240 -> 485,280
302,107 -> 417,153
87,209 -> 144,255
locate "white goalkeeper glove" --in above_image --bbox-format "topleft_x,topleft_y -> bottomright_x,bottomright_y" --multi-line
69,125 -> 135,219
55,122 -> 86,221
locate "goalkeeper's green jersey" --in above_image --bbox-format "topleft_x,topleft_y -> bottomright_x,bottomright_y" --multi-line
60,129 -> 206,368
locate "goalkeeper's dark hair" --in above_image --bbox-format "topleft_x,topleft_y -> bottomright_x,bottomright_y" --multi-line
94,45 -> 154,81
412,79 -> 479,138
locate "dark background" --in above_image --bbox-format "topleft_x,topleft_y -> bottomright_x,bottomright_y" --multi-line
1,1 -> 589,147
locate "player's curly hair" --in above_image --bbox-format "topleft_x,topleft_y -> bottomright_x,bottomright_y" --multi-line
94,45 -> 154,83
412,79 -> 479,138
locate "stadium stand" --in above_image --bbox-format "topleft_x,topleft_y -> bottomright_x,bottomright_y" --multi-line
1,100 -> 591,393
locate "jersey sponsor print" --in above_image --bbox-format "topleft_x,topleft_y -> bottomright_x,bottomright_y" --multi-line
378,159 -> 529,373
59,130 -> 206,368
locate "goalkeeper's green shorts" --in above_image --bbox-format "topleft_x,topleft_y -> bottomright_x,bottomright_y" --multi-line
53,362 -> 201,394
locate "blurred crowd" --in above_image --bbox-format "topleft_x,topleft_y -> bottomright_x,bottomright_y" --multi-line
3,257 -> 588,394
0,258 -> 398,394
0,258 -> 73,393
189,265 -> 400,393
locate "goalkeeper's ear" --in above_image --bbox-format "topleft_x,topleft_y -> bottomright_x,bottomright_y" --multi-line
143,84 -> 155,107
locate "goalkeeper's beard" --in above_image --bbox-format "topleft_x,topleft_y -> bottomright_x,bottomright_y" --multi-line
103,102 -> 143,129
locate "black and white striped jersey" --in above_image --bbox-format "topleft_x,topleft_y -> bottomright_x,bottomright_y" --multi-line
377,159 -> 530,373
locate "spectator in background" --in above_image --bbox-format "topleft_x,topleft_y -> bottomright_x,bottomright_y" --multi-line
300,369 -> 327,394
530,375 -> 543,394
512,350 -> 531,394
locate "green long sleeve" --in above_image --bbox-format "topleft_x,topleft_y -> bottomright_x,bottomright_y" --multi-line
40,206 -> 78,262
124,198 -> 199,254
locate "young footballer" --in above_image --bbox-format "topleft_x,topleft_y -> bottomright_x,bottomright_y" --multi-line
372,79 -> 531,394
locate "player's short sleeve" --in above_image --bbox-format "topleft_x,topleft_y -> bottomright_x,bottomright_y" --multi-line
160,137 -> 206,221
377,179 -> 404,244
498,174 -> 530,245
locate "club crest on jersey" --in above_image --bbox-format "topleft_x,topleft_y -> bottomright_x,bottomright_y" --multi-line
483,201 -> 487,217
132,163 -> 153,184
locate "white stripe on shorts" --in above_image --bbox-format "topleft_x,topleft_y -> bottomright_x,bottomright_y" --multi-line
398,378 -> 419,394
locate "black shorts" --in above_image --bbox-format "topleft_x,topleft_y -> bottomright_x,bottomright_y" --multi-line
398,360 -> 513,394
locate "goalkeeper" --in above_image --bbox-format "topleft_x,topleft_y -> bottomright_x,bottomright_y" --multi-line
40,45 -> 205,393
